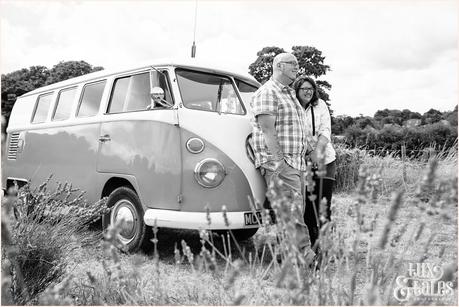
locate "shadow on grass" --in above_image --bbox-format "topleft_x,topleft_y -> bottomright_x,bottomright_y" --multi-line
147,228 -> 264,264
89,219 -> 277,266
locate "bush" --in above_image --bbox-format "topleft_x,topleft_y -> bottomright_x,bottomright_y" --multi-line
1,177 -> 108,304
343,122 -> 457,153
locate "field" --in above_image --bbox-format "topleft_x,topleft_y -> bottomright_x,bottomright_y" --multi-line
2,147 -> 458,305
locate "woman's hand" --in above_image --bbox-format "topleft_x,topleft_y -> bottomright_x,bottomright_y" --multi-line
309,148 -> 320,163
308,136 -> 328,164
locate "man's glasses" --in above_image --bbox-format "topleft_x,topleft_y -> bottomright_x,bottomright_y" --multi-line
299,88 -> 314,94
280,61 -> 299,67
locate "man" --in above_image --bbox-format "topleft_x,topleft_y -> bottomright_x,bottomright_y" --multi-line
250,53 -> 315,263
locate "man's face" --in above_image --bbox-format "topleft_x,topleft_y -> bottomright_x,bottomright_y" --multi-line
278,56 -> 299,81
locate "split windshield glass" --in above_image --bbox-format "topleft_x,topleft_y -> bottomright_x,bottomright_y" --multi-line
175,69 -> 246,115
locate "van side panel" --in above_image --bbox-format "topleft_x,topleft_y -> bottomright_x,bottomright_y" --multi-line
97,112 -> 181,210
4,124 -> 100,203
177,108 -> 266,212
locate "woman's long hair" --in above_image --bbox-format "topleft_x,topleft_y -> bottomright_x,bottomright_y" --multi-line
292,75 -> 319,107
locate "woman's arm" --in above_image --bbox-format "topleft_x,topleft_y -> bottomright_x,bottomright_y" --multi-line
309,100 -> 332,163
317,100 -> 332,143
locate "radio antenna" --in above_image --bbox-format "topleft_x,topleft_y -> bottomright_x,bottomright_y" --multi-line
191,0 -> 198,58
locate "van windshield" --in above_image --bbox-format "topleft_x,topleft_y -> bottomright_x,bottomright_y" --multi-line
234,79 -> 259,108
176,69 -> 246,115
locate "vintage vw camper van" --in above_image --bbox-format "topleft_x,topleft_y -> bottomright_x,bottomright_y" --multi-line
3,60 -> 266,251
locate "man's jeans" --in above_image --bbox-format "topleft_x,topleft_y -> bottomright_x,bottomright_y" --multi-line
261,162 -> 314,258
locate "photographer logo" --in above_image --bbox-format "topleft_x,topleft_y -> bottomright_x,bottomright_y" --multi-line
394,262 -> 454,302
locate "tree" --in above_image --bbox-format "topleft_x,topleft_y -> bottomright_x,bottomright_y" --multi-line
291,46 -> 330,79
1,66 -> 51,121
46,61 -> 103,85
248,45 -> 331,103
355,116 -> 376,129
332,115 -> 355,135
1,61 -> 103,123
401,109 -> 421,122
248,46 -> 286,84
443,105 -> 457,126
1,66 -> 50,99
422,108 -> 442,124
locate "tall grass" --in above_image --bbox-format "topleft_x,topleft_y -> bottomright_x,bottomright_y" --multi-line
334,142 -> 458,195
334,144 -> 366,192
2,147 -> 457,305
1,177 -> 108,305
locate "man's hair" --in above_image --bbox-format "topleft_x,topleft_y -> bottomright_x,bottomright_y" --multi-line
292,75 -> 320,107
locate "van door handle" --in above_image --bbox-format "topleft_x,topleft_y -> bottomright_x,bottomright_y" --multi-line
99,134 -> 111,143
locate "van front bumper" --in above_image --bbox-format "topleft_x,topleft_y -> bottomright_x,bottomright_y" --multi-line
144,208 -> 261,230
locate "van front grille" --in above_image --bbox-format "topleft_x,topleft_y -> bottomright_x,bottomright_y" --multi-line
8,133 -> 20,160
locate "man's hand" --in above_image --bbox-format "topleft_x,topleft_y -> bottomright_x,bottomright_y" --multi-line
262,158 -> 285,172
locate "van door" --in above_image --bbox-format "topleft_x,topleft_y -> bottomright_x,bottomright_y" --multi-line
97,70 -> 182,210
174,68 -> 262,211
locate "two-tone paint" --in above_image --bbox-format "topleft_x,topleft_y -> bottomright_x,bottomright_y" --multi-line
2,61 -> 266,231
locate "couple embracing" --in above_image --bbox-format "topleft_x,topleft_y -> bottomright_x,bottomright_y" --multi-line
251,53 -> 336,265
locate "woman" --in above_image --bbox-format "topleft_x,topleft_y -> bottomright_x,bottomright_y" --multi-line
292,75 -> 336,252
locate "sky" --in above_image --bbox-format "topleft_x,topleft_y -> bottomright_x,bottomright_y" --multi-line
0,0 -> 457,117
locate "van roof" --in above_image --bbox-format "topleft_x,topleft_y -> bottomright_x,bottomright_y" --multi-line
21,58 -> 260,98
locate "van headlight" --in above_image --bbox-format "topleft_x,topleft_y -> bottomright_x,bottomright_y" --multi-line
194,158 -> 226,188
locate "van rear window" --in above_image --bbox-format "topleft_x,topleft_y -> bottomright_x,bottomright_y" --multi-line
53,87 -> 77,121
77,80 -> 106,117
32,93 -> 53,123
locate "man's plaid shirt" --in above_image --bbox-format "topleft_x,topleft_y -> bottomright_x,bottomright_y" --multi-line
250,78 -> 308,171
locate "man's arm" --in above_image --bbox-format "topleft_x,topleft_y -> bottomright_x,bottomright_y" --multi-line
257,114 -> 284,167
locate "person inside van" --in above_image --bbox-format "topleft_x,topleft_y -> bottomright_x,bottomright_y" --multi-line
147,86 -> 172,109
220,87 -> 242,114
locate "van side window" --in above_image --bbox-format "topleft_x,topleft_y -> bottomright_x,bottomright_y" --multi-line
76,80 -> 106,117
52,87 -> 77,121
32,92 -> 53,123
108,73 -> 150,113
176,69 -> 245,115
150,70 -> 174,106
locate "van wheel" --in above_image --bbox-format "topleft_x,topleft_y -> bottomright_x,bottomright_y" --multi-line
102,187 -> 149,252
214,228 -> 258,241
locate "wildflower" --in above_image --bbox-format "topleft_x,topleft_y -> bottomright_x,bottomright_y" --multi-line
414,223 -> 425,241
174,243 -> 182,265
224,259 -> 242,290
378,191 -> 404,249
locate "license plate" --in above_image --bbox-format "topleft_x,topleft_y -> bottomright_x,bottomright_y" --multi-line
244,211 -> 262,226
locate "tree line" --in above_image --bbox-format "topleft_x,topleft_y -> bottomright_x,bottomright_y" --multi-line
1,61 -> 103,122
333,107 -> 458,153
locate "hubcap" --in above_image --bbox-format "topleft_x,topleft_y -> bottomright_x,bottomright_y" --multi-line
111,200 -> 137,244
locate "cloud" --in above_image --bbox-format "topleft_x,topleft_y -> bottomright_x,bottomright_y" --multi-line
330,48 -> 457,116
1,0 -> 457,117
